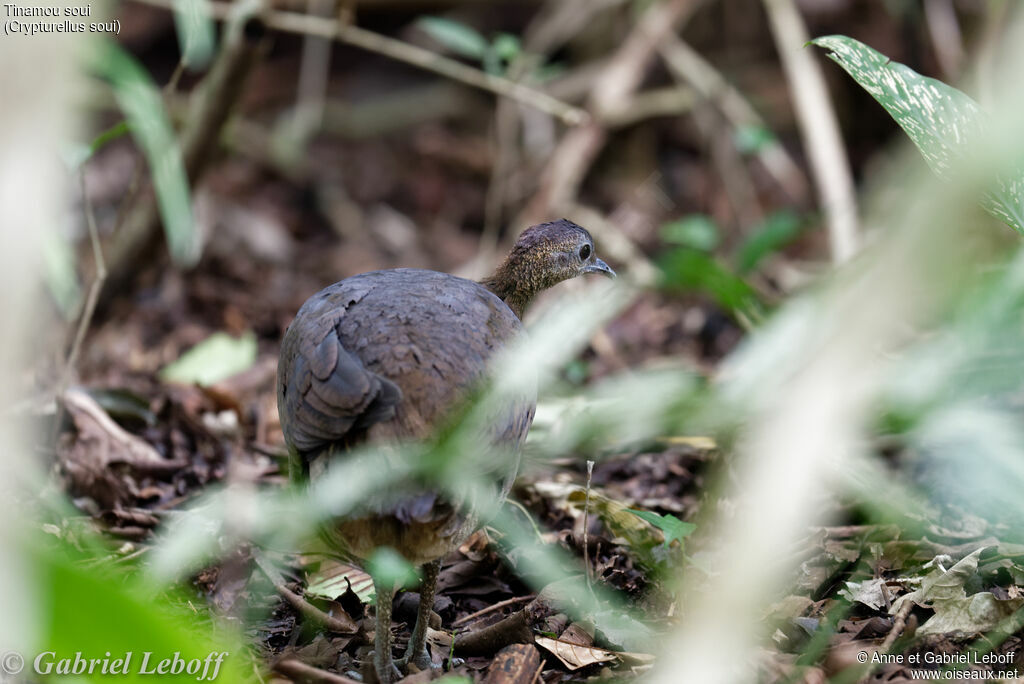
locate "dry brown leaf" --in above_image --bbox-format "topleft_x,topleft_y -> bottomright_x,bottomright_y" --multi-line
534,635 -> 618,670
64,388 -> 164,466
305,558 -> 374,603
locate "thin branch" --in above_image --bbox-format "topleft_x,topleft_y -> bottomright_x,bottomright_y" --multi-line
255,554 -> 359,634
52,172 -> 109,443
658,36 -> 809,201
272,659 -> 362,684
522,0 -> 704,224
762,0 -> 859,262
128,0 -> 588,127
583,460 -> 594,592
288,0 -> 335,143
451,594 -> 537,628
68,172 -> 108,375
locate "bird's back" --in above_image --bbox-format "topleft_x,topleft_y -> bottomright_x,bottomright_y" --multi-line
278,268 -> 533,450
277,269 -> 535,561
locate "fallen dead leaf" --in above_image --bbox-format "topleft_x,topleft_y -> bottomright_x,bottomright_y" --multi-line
534,635 -> 618,670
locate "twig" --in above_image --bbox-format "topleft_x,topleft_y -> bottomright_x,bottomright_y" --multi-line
658,36 -> 808,201
51,172 -> 108,443
692,102 -> 763,229
522,0 -> 704,224
855,599 -> 913,684
599,85 -> 697,128
67,174 -> 107,376
286,0 -> 335,148
129,0 -> 588,127
582,460 -> 594,592
255,554 -> 359,634
452,594 -> 537,628
272,659 -> 362,684
452,608 -> 533,657
762,0 -> 859,262
480,97 -> 521,268
878,599 -> 913,655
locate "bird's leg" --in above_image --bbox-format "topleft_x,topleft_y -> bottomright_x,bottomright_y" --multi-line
397,558 -> 441,672
371,579 -> 401,684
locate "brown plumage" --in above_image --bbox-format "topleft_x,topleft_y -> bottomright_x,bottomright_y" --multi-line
276,219 -> 613,683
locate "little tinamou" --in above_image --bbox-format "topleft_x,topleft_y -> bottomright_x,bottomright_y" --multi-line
276,219 -> 614,682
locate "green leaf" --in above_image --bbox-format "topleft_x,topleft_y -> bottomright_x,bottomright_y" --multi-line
160,332 -> 257,386
416,17 -> 488,60
492,33 -> 522,62
365,547 -> 420,596
811,35 -> 1024,234
735,210 -> 802,274
63,121 -> 133,170
733,124 -> 776,155
92,39 -> 198,266
658,248 -> 762,318
626,509 -> 696,548
171,0 -> 216,70
34,543 -> 247,683
660,215 -> 720,252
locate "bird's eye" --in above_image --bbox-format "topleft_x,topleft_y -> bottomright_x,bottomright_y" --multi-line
578,244 -> 591,261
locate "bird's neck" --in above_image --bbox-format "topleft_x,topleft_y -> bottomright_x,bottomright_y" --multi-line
480,259 -> 541,320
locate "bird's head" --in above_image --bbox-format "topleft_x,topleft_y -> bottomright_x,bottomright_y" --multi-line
482,219 -> 615,318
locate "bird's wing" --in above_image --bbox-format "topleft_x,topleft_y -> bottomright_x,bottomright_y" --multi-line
278,289 -> 401,457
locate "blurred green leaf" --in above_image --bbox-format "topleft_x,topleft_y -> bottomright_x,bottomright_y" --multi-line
563,359 -> 589,385
658,248 -> 762,318
492,32 -> 521,62
42,231 -> 81,318
160,332 -> 257,386
365,547 -> 420,596
92,39 -> 197,266
733,124 -> 776,155
35,542 -> 247,682
660,215 -> 720,252
735,210 -> 802,274
812,35 -> 1024,234
627,509 -> 696,548
171,0 -> 216,69
90,120 -> 133,154
416,17 -> 489,60
63,121 -> 133,170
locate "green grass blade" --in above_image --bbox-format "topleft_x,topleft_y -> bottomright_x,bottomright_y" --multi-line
91,39 -> 198,266
171,0 -> 216,70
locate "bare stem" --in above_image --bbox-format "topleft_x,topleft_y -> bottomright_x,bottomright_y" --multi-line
52,172 -> 108,443
129,0 -> 588,127
762,0 -> 859,262
583,459 -> 595,591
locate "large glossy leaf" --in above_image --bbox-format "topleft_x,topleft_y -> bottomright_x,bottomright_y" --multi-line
811,35 -> 1024,234
92,39 -> 198,266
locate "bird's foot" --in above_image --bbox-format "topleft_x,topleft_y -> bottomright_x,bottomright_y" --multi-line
395,648 -> 436,674
365,649 -> 403,684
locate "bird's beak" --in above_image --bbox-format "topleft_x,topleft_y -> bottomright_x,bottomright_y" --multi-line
583,258 -> 616,278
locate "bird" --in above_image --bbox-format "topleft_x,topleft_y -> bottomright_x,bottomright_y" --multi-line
276,219 -> 615,683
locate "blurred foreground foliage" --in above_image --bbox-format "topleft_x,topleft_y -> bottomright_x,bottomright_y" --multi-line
30,6 -> 1024,683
